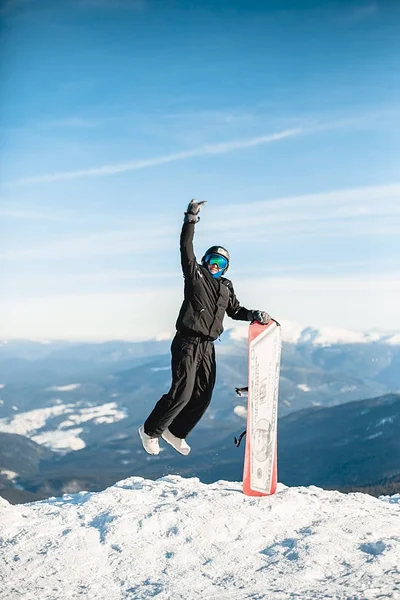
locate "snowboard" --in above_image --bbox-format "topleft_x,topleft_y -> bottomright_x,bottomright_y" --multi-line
242,320 -> 282,497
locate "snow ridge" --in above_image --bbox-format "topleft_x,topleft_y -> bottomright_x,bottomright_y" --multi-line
1,476 -> 399,600
227,320 -> 400,346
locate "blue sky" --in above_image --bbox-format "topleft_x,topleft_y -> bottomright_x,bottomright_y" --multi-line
1,0 -> 400,340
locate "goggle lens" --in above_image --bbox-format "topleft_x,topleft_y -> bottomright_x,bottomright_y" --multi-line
206,254 -> 228,270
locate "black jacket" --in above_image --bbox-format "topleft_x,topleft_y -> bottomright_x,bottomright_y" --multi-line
175,222 -> 251,340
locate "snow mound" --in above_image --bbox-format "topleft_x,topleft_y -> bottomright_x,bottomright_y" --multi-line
1,476 -> 399,600
380,493 -> 400,505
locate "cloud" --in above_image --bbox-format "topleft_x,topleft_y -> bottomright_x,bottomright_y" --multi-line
0,204 -> 82,222
0,224 -> 174,260
352,3 -> 378,20
206,182 -> 400,240
9,128 -> 302,186
5,258 -> 398,300
0,288 -> 180,341
9,108 -> 393,187
38,118 -> 101,129
1,182 -> 399,261
2,271 -> 400,340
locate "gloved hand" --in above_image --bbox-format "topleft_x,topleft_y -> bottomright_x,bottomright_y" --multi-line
250,310 -> 271,325
184,199 -> 207,223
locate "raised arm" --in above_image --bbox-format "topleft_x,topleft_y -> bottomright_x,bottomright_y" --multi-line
180,199 -> 207,280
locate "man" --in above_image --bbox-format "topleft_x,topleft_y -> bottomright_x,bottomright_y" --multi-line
138,199 -> 270,456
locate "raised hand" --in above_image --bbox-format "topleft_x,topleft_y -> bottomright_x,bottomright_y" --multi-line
184,199 -> 207,223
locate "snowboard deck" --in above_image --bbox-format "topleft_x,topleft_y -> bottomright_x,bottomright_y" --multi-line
242,320 -> 282,496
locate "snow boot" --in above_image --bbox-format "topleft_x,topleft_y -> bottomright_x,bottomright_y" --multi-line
161,428 -> 191,455
138,426 -> 160,455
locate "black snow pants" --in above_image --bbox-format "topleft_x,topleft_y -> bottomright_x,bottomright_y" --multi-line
144,332 -> 216,439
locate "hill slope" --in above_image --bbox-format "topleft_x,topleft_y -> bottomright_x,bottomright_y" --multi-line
278,393 -> 400,488
1,393 -> 399,502
1,476 -> 399,600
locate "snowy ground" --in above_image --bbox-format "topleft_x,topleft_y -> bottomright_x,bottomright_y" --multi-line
0,401 -> 127,452
46,384 -> 82,392
1,476 -> 399,600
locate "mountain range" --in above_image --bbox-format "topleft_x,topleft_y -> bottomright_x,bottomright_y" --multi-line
0,322 -> 399,503
1,391 -> 399,504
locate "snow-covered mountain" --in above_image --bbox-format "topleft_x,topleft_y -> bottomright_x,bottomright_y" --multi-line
228,320 -> 400,346
277,392 -> 400,489
1,393 -> 399,504
1,476 -> 399,600
0,432 -> 55,503
0,322 -> 399,503
1,322 -> 399,458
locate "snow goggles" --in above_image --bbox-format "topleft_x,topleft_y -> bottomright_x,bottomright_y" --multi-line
205,253 -> 228,270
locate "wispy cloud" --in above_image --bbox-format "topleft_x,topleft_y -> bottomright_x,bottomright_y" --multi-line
9,128 -> 302,186
0,207 -> 76,222
207,182 -> 400,240
0,225 -> 174,260
0,200 -> 86,222
4,269 -> 180,294
38,117 -> 101,129
2,272 -> 400,340
2,182 -> 399,261
352,3 -> 378,20
7,259 -> 399,296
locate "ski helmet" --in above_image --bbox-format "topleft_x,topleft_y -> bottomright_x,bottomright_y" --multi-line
201,245 -> 230,278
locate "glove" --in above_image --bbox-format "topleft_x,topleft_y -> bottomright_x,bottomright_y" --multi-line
250,310 -> 271,325
184,199 -> 207,223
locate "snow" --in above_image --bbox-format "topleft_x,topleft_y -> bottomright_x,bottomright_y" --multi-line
280,322 -> 387,346
377,416 -> 395,426
227,321 -> 400,347
381,494 -> 400,505
0,404 -> 70,436
0,469 -> 18,482
0,402 -> 127,453
228,323 -> 248,340
233,405 -> 247,418
1,476 -> 399,600
58,402 -> 126,428
0,384 -> 4,389
154,331 -> 174,341
297,384 -> 310,392
33,428 -> 86,451
47,383 -> 81,392
340,385 -> 357,393
387,334 -> 400,345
